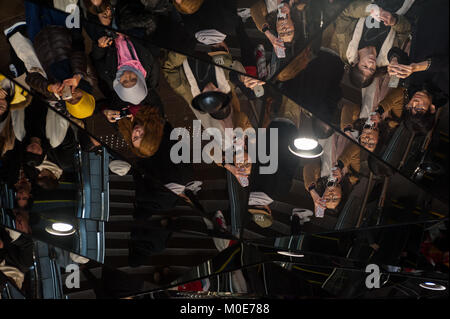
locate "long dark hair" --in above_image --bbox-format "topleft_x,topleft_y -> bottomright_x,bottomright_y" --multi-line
348,65 -> 387,89
402,81 -> 448,135
266,5 -> 304,57
315,174 -> 352,216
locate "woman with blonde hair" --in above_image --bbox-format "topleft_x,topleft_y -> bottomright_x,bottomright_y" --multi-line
104,105 -> 165,158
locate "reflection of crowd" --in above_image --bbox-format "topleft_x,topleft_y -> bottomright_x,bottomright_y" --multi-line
278,0 -> 448,221
0,0 -> 447,260
0,226 -> 33,294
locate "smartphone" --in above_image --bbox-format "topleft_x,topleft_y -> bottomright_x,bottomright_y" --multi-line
115,108 -> 130,121
61,85 -> 72,100
105,29 -> 118,40
238,176 -> 249,187
315,205 -> 325,218
275,45 -> 286,59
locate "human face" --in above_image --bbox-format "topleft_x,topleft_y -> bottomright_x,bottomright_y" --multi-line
132,124 -> 144,148
98,6 -> 112,26
235,151 -> 251,174
358,46 -> 377,78
322,185 -> 342,210
406,91 -> 434,115
360,128 -> 379,152
91,0 -> 103,6
14,211 -> 30,234
120,71 -> 138,88
16,190 -> 30,208
66,88 -> 84,105
0,99 -> 7,115
276,6 -> 295,43
26,137 -> 43,155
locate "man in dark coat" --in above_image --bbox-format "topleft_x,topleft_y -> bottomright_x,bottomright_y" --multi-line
25,25 -> 95,120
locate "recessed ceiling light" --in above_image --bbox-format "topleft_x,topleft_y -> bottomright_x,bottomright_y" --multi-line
419,282 -> 447,291
277,251 -> 305,258
45,223 -> 76,236
294,138 -> 319,151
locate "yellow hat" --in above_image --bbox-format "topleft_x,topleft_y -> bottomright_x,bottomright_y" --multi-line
66,90 -> 95,119
173,0 -> 204,14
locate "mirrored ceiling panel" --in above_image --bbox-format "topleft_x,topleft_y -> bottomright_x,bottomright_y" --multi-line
0,0 -> 448,300
24,0 -> 357,82
271,0 -> 449,203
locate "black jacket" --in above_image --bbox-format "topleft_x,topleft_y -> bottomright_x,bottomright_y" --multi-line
116,0 -> 158,36
133,122 -> 194,214
0,227 -> 34,274
26,26 -> 89,101
408,0 -> 449,96
91,36 -> 160,107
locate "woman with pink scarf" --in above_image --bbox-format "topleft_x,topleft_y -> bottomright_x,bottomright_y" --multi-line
91,29 -> 160,108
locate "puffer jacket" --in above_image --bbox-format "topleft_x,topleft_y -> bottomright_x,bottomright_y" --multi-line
140,0 -> 173,13
116,0 -> 158,36
26,26 -> 88,100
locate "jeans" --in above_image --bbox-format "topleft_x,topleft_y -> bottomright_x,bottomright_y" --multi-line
25,1 -> 70,42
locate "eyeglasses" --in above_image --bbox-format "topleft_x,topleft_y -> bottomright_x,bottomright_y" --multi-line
323,195 -> 340,203
406,103 -> 428,115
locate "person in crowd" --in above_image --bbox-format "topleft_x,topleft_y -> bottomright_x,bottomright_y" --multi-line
325,0 -> 411,88
173,0 -> 241,46
400,83 -> 447,135
162,50 -> 261,187
104,105 -> 164,158
250,0 -> 301,54
82,0 -> 117,42
106,105 -> 203,210
22,99 -> 78,187
340,85 -> 405,153
386,0 -> 449,133
25,25 -> 95,119
83,0 -> 165,39
387,0 -> 448,95
91,29 -> 160,108
0,74 -> 32,156
0,223 -> 34,291
13,169 -> 34,210
303,158 -> 353,218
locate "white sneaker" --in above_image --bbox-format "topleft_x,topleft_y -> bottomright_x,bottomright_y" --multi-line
3,21 -> 26,37
291,209 -> 314,225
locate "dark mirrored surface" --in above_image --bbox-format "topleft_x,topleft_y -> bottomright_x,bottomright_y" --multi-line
272,0 -> 449,203
0,0 -> 447,300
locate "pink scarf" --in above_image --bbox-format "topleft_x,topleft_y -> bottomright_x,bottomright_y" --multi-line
114,34 -> 147,78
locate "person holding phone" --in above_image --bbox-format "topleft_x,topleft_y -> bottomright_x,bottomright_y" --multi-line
25,25 -> 95,119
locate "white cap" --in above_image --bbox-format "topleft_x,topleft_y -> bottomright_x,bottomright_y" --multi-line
109,160 -> 131,176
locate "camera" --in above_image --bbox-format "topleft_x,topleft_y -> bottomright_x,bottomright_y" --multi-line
115,108 -> 130,120
105,29 -> 118,40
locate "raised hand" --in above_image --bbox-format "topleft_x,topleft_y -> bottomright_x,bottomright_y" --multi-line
98,36 -> 113,48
